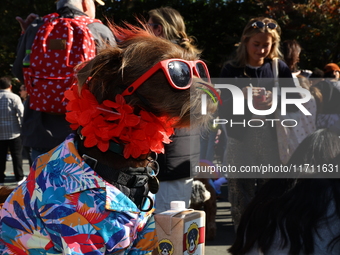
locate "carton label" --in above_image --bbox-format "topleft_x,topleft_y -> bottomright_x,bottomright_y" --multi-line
157,238 -> 174,254
155,210 -> 205,255
183,219 -> 205,255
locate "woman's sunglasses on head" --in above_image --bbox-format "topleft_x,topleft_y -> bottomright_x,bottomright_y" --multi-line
121,59 -> 211,96
252,21 -> 277,30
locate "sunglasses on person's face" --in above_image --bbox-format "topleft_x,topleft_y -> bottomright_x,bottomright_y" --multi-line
251,21 -> 277,30
121,59 -> 211,96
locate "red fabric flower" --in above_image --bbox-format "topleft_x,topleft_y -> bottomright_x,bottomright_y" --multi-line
65,85 -> 175,158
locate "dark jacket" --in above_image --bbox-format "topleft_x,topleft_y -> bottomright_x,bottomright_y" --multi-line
157,128 -> 200,181
313,80 -> 340,114
219,58 -> 299,141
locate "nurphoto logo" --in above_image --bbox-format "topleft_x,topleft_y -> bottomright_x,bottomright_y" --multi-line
201,83 -> 312,128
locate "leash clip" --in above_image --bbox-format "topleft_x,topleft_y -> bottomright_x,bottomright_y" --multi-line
82,154 -> 98,169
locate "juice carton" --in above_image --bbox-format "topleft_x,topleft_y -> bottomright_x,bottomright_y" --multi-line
154,201 -> 206,255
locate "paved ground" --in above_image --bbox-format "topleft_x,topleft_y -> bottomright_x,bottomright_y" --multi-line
4,158 -> 31,186
205,184 -> 236,254
4,158 -> 236,254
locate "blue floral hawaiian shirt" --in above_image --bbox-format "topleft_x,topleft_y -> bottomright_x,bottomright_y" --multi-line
0,133 -> 157,254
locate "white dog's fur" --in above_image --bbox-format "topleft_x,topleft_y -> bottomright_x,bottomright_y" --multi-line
190,180 -> 211,204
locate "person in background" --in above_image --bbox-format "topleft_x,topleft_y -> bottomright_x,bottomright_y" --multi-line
18,84 -> 28,102
19,84 -> 28,103
0,77 -> 25,185
281,40 -> 317,157
229,128 -> 340,255
323,62 -> 340,81
311,63 -> 340,133
147,6 -> 203,212
18,84 -> 33,167
282,39 -> 312,79
219,17 -> 299,230
310,67 -> 324,86
12,0 -> 116,163
147,6 -> 200,56
0,21 -> 217,254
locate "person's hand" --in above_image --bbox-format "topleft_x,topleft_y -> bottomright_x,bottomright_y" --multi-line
16,13 -> 39,33
256,90 -> 272,110
242,86 -> 252,98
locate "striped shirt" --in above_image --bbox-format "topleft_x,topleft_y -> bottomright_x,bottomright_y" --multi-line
0,89 -> 24,140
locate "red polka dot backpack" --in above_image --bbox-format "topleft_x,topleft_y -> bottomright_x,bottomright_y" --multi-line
23,13 -> 102,113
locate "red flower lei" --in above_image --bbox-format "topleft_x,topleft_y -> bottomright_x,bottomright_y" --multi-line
64,85 -> 175,159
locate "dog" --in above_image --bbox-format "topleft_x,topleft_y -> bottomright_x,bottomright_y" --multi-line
190,179 -> 217,240
0,186 -> 15,208
190,180 -> 211,205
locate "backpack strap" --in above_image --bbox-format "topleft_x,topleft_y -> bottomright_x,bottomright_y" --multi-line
272,57 -> 279,88
42,13 -> 102,25
42,13 -> 60,22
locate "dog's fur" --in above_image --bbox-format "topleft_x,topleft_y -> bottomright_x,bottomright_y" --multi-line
190,179 -> 217,240
190,180 -> 211,204
0,186 -> 15,207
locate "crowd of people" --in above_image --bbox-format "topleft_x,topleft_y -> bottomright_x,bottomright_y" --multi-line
217,14 -> 340,255
0,0 -> 340,254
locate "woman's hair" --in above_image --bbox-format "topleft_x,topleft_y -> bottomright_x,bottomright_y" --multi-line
296,75 -> 323,112
148,7 -> 201,56
310,67 -> 324,78
324,70 -> 337,79
229,129 -> 340,255
232,17 -> 282,67
288,128 -> 340,167
282,39 -> 301,72
296,75 -> 310,89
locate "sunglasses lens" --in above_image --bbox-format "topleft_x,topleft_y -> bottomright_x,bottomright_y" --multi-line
267,23 -> 277,29
168,61 -> 191,88
196,62 -> 209,81
255,21 -> 265,28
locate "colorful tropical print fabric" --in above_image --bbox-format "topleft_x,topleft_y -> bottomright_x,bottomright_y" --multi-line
0,133 -> 157,254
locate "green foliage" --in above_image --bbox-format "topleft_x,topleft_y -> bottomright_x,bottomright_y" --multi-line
256,0 -> 340,70
1,0 -> 339,78
0,0 -> 55,78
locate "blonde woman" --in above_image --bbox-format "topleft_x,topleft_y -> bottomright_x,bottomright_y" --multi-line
147,6 -> 201,56
219,17 -> 299,230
